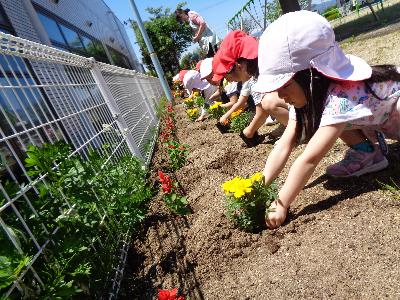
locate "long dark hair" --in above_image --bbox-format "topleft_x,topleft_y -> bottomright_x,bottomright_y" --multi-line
237,57 -> 259,79
294,64 -> 400,144
175,8 -> 190,22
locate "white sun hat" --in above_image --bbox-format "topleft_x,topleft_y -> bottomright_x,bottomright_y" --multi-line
252,10 -> 372,93
172,73 -> 180,82
200,57 -> 213,79
183,70 -> 210,92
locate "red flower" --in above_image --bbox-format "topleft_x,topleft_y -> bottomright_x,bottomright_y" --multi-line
178,145 -> 186,151
168,144 -> 176,149
167,103 -> 173,112
158,170 -> 174,193
158,288 -> 184,300
158,170 -> 165,181
160,131 -> 170,142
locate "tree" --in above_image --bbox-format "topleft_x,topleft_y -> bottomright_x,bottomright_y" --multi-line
179,48 -> 201,70
130,6 -> 192,82
278,0 -> 300,13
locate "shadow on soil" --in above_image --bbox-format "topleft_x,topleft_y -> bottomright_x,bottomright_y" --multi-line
119,213 -> 205,300
292,142 -> 400,221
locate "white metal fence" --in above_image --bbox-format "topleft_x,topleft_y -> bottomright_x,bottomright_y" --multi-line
0,32 -> 163,298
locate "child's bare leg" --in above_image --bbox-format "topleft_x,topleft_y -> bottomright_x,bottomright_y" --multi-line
261,92 -> 289,126
339,129 -> 367,146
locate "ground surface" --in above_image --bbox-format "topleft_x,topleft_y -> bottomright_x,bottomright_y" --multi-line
120,24 -> 400,300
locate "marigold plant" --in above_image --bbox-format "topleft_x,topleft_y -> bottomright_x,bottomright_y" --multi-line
183,97 -> 194,108
207,101 -> 225,119
222,172 -> 277,231
158,171 -> 190,215
229,110 -> 251,133
186,108 -> 199,121
193,95 -> 205,107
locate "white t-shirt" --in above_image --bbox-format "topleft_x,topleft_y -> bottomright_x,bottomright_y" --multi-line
240,77 -> 263,105
224,82 -> 238,96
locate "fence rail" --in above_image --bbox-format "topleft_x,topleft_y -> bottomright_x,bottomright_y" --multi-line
0,32 -> 163,298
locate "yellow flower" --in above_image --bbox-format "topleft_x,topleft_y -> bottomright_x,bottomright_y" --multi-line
192,91 -> 200,97
250,172 -> 263,183
184,97 -> 193,103
186,108 -> 199,117
209,101 -> 223,110
230,108 -> 243,119
222,177 -> 253,199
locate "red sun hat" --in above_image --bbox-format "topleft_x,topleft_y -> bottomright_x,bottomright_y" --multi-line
195,60 -> 203,71
178,70 -> 189,82
212,30 -> 258,81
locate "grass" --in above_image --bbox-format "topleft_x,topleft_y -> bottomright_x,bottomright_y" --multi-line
333,1 -> 400,40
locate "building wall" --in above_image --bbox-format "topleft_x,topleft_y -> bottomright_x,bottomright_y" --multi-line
0,0 -> 142,72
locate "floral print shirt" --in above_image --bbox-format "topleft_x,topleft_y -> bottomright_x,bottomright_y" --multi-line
289,80 -> 400,128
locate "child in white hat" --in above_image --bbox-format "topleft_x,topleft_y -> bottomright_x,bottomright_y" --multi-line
183,70 -> 219,121
200,57 -> 240,110
252,10 -> 400,229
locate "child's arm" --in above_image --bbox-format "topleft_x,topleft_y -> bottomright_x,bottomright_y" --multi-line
221,94 -> 238,109
263,118 -> 297,185
266,122 -> 347,229
208,88 -> 221,101
219,95 -> 248,124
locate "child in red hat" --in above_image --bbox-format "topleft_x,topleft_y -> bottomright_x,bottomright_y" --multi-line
212,30 -> 289,147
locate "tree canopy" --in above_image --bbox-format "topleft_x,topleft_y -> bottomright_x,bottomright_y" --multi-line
130,6 -> 192,82
180,48 -> 201,70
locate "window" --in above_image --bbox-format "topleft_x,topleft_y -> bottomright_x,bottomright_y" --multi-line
36,8 -> 111,64
59,24 -> 84,52
80,35 -> 109,63
0,6 -> 59,176
107,46 -> 131,69
37,12 -> 65,44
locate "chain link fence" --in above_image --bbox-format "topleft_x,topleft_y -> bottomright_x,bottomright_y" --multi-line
0,32 -> 163,298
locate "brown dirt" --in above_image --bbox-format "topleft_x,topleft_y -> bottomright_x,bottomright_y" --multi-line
120,26 -> 400,300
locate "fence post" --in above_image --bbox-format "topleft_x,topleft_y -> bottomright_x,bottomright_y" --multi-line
89,59 -> 143,160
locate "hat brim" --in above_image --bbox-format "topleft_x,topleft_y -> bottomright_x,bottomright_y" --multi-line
252,72 -> 295,93
312,53 -> 372,82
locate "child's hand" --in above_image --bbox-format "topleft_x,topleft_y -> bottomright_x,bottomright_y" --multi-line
219,115 -> 228,125
266,199 -> 288,229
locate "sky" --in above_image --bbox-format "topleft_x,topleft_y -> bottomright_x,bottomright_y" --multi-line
103,0 -> 247,64
103,0 -> 336,65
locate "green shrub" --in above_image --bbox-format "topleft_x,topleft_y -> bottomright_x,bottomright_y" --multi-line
1,142 -> 153,298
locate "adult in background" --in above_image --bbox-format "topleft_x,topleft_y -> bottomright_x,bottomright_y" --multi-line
175,8 -> 220,58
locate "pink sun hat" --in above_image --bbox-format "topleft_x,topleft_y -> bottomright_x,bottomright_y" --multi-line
183,70 -> 210,92
252,10 -> 372,93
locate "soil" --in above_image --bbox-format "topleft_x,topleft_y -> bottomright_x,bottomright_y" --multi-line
119,25 -> 400,300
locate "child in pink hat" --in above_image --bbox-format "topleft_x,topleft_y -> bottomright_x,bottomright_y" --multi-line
183,70 -> 219,121
252,10 -> 400,229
